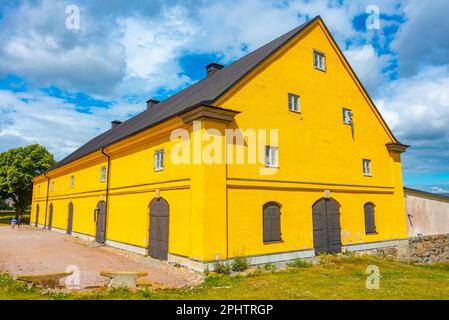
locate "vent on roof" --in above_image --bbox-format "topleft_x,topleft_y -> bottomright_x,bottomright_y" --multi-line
205,62 -> 224,77
111,120 -> 122,128
146,99 -> 160,109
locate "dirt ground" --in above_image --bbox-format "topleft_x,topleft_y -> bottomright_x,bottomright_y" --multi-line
0,226 -> 203,289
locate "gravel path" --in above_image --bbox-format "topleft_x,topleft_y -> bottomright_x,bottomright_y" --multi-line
0,226 -> 203,289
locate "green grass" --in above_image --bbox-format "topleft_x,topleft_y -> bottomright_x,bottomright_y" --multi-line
0,213 -> 30,225
1,255 -> 449,300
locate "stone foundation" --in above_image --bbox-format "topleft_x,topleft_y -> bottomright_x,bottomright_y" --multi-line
408,234 -> 449,263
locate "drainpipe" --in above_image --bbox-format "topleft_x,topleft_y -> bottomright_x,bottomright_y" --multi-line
43,173 -> 50,229
101,147 -> 111,239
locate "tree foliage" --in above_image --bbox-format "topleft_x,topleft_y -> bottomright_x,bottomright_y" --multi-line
0,144 -> 56,214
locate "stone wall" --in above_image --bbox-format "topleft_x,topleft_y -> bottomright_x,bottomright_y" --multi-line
408,234 -> 449,263
361,234 -> 449,263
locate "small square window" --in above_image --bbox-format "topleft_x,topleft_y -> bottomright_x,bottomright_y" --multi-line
363,159 -> 372,176
265,146 -> 279,168
314,50 -> 326,71
100,166 -> 107,182
154,149 -> 165,171
343,108 -> 353,125
70,176 -> 74,188
51,181 -> 55,192
288,93 -> 300,113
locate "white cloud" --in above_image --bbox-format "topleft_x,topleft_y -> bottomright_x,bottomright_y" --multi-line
0,89 -> 145,159
344,45 -> 393,95
376,66 -> 449,172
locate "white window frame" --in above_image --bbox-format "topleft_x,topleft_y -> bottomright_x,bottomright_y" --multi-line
154,149 -> 165,172
343,108 -> 353,125
70,175 -> 74,188
314,50 -> 326,71
363,159 -> 372,176
288,93 -> 300,113
265,146 -> 279,168
51,181 -> 55,192
100,166 -> 107,182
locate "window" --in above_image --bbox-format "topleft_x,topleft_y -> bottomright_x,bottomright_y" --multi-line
100,166 -> 107,182
70,176 -> 74,188
363,159 -> 372,176
364,203 -> 377,234
154,149 -> 165,171
37,185 -> 41,195
51,181 -> 55,192
265,146 -> 278,168
263,202 -> 282,243
314,50 -> 326,71
342,108 -> 353,124
288,93 -> 300,112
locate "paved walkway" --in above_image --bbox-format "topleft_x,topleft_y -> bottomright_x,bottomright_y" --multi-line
0,226 -> 203,289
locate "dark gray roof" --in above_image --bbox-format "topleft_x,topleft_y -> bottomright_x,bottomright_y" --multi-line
48,16 -> 320,172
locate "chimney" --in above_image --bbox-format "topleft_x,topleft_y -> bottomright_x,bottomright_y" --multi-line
146,99 -> 160,109
205,62 -> 224,77
111,120 -> 122,128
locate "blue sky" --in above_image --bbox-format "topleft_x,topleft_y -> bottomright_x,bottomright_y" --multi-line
0,0 -> 448,193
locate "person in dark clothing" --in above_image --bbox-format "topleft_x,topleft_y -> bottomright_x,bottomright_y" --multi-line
17,214 -> 23,229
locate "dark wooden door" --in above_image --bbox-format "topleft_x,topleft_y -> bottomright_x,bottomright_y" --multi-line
48,204 -> 53,230
95,201 -> 107,244
149,198 -> 169,260
35,204 -> 39,227
67,203 -> 74,235
312,198 -> 341,254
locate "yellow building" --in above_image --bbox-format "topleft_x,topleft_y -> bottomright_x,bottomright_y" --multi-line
31,16 -> 409,271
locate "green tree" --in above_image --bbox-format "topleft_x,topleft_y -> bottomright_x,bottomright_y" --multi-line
0,144 -> 56,216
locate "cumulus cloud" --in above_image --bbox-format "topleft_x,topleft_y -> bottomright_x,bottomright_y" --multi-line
376,66 -> 449,172
391,0 -> 449,77
0,89 -> 145,159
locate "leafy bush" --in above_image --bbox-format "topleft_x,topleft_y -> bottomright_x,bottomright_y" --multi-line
287,258 -> 310,268
213,261 -> 231,275
231,256 -> 249,272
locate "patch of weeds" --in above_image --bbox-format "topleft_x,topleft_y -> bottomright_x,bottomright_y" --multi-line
287,258 -> 310,268
231,256 -> 249,272
317,253 -> 339,265
263,263 -> 277,272
140,287 -> 152,298
213,261 -> 231,275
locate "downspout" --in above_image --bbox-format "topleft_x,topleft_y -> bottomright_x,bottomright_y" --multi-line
101,147 -> 111,239
43,173 -> 50,229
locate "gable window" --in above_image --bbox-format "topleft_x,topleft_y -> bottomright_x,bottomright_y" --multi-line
363,159 -> 372,176
37,185 -> 41,195
265,146 -> 278,168
100,166 -> 107,182
288,93 -> 300,113
342,108 -> 353,125
154,149 -> 165,171
70,176 -> 74,188
263,202 -> 282,243
314,50 -> 326,71
51,181 -> 55,192
364,203 -> 377,234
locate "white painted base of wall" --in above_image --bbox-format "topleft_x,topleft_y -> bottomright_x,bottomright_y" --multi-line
71,231 -> 95,242
342,239 -> 408,252
49,226 -> 66,235
105,239 -> 147,255
168,249 -> 316,272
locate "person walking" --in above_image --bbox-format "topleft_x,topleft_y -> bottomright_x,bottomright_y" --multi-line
17,213 -> 24,229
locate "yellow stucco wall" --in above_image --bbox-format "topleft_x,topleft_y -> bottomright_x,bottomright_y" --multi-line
30,19 -> 408,264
